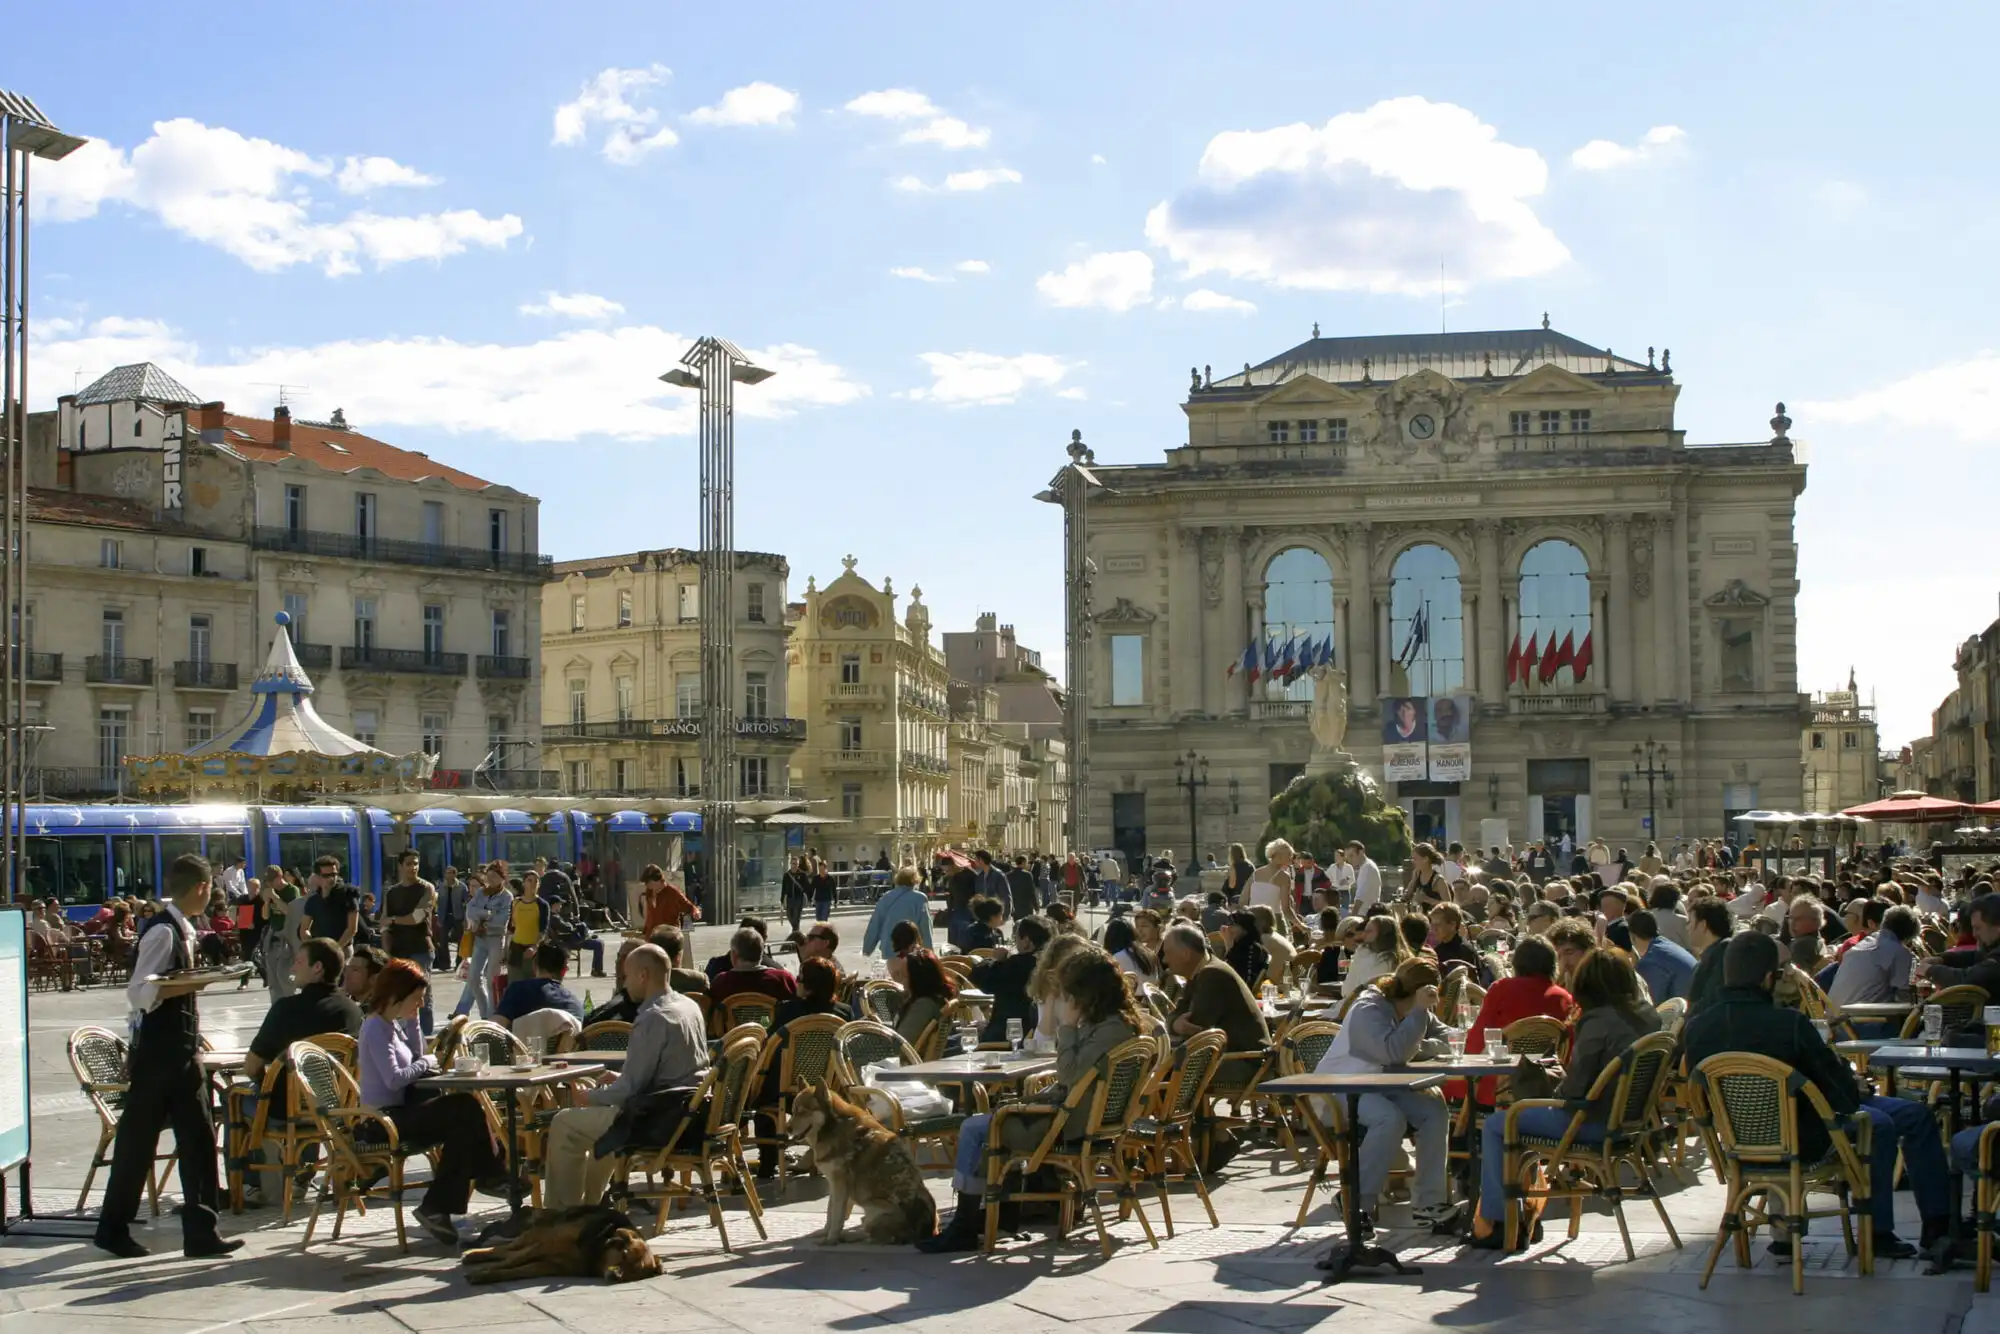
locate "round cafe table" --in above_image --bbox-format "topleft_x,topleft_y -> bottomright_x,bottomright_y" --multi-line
416,1062 -> 604,1219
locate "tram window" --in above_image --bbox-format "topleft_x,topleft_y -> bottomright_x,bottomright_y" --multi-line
63,837 -> 111,906
112,835 -> 157,900
415,833 -> 451,883
206,832 -> 245,869
276,833 -> 353,882
24,837 -> 64,902
504,833 -> 558,866
160,835 -> 205,871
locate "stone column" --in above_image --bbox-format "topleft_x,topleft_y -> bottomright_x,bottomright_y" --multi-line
1171,526 -> 1202,718
1246,590 -> 1266,713
1475,519 -> 1503,708
1591,576 -> 1612,703
1605,516 -> 1633,703
1344,523 -> 1375,704
1219,525 -> 1246,716
1376,590 -> 1394,697
1652,511 -> 1678,706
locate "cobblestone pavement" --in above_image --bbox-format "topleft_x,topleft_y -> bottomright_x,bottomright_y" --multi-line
7,910 -> 1998,1332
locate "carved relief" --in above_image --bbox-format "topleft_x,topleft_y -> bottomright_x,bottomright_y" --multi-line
1092,598 -> 1158,624
1705,579 -> 1770,608
1631,518 -> 1655,598
1199,530 -> 1224,606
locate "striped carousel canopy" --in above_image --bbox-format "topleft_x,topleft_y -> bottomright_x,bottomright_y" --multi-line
191,612 -> 383,758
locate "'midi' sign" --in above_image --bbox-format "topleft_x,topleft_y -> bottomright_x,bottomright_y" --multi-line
162,411 -> 185,511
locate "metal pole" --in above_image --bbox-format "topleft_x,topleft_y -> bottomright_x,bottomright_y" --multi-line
2,123 -> 19,906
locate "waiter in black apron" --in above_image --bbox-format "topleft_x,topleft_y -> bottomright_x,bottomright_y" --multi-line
94,853 -> 243,1259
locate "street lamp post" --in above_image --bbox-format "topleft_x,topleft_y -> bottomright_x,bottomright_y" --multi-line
1034,430 -> 1108,858
0,91 -> 85,906
1174,750 -> 1209,867
661,337 -> 771,927
1621,738 -> 1677,844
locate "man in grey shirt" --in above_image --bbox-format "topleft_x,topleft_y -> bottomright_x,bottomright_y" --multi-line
541,945 -> 708,1208
1827,906 -> 1919,1011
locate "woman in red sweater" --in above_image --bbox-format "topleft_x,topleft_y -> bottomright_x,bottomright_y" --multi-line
1449,935 -> 1573,1105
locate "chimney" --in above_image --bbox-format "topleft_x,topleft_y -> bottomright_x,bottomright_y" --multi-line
194,401 -> 226,445
272,404 -> 292,451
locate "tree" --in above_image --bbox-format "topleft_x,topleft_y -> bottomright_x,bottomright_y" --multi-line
1261,768 -> 1411,868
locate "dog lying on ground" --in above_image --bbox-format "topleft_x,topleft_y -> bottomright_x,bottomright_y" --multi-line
461,1205 -> 661,1284
788,1083 -> 938,1245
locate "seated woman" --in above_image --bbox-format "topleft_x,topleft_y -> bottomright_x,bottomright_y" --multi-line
1220,910 -> 1268,990
1027,933 -> 1096,1043
1429,901 -> 1482,979
776,955 -> 852,1027
358,960 -> 504,1246
917,949 -> 1142,1252
1453,936 -> 1573,1107
1248,905 -> 1293,989
1102,916 -> 1161,986
896,949 -> 957,1047
963,896 -> 1008,951
972,917 -> 1052,1046
1316,913 -> 1363,990
885,920 -> 922,985
1344,914 -> 1413,995
1312,959 -> 1456,1231
1470,947 -> 1660,1248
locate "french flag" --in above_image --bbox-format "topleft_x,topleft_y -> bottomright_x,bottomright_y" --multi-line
1229,641 -> 1257,680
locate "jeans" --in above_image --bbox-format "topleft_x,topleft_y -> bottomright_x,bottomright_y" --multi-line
452,936 -> 500,1018
1862,1095 -> 1948,1233
1951,1124 -> 1984,1177
1337,1088 -> 1449,1212
953,1113 -> 992,1195
1478,1106 -> 1602,1222
565,935 -> 605,973
814,893 -> 833,924
394,950 -> 434,1034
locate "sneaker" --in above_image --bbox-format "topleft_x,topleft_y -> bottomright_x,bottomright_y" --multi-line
1412,1203 -> 1461,1230
414,1209 -> 460,1248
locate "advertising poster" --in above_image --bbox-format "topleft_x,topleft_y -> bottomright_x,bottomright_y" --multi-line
1381,696 -> 1428,782
1427,693 -> 1474,782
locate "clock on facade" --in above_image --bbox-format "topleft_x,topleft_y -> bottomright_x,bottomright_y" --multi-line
1407,413 -> 1437,440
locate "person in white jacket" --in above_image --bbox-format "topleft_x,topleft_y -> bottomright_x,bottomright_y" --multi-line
1313,958 -> 1456,1230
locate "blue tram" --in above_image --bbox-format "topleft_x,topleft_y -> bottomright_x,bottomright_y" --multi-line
15,803 -> 706,917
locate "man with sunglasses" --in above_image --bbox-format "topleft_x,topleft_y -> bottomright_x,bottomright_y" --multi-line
300,856 -> 359,951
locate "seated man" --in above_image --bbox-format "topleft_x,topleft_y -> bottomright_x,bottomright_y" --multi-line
494,942 -> 586,1029
1160,922 -> 1270,1090
708,927 -> 800,1005
1826,905 -> 1919,1034
240,937 -> 363,1203
971,916 -> 1051,1045
706,916 -> 775,980
340,945 -> 388,1005
963,897 -> 1007,952
1683,931 -> 1946,1259
546,900 -> 606,979
541,946 -> 710,1209
584,939 -> 647,1025
1627,910 -> 1697,1001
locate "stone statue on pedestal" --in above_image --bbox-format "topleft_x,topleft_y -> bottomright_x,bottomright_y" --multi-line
1307,666 -> 1351,771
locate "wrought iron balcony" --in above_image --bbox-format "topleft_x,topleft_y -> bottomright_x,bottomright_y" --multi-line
252,525 -> 555,579
1506,691 -> 1606,717
476,655 -> 533,680
544,716 -> 808,744
173,660 -> 239,690
85,656 -> 152,686
294,642 -> 333,670
8,649 -> 60,682
427,768 -> 563,791
901,750 -> 950,777
735,716 -> 808,743
824,748 -> 888,770
339,646 -> 468,676
1251,700 -> 1310,721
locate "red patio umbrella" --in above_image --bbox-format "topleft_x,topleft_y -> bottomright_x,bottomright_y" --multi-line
1841,792 -> 1973,823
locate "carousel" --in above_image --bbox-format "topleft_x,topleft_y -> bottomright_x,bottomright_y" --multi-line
123,611 -> 435,800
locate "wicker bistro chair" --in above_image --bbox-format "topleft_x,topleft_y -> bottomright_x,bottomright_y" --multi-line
746,1014 -> 845,1189
714,992 -> 778,1039
611,1032 -> 768,1250
937,955 -> 975,984
1122,1029 -> 1227,1235
1969,1121 -> 2000,1292
858,980 -> 907,1027
830,1019 -> 970,1165
1690,1052 -> 1874,1295
571,1020 -> 634,1053
285,1040 -> 432,1255
68,1026 -> 176,1216
1269,1020 -> 1341,1174
1499,1031 -> 1683,1260
1898,983 -> 1989,1040
229,1033 -> 359,1220
982,1035 -> 1163,1257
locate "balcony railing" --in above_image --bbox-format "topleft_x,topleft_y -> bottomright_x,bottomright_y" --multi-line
34,767 -> 126,798
543,716 -> 807,743
1251,699 -> 1310,721
85,655 -> 152,686
899,684 -> 949,716
476,655 -> 533,680
824,748 -> 888,770
339,646 -> 468,676
902,750 -> 950,777
427,768 -> 563,791
1506,691 -> 1606,717
174,660 -> 239,690
829,683 -> 888,704
253,526 -> 555,579
294,642 -> 333,670
8,649 -> 61,682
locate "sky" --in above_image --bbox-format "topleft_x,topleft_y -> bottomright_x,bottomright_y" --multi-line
13,2 -> 1999,751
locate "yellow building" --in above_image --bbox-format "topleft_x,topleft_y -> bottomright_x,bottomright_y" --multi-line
1801,675 -> 1881,811
539,548 -> 801,796
790,559 -> 951,868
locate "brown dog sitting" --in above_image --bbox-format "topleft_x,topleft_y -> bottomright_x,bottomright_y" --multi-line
788,1083 -> 938,1245
461,1205 -> 661,1285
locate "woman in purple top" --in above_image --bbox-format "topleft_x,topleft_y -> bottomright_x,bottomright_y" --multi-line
358,960 -> 503,1246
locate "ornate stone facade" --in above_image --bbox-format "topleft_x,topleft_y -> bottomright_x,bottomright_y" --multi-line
1080,327 -> 1808,863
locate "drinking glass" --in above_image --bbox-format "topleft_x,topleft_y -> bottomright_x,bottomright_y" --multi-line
524,1036 -> 544,1065
1922,1004 -> 1944,1047
1006,1018 -> 1024,1054
1447,1030 -> 1466,1059
1484,1027 -> 1506,1058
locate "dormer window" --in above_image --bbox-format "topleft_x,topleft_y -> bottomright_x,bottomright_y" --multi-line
1327,418 -> 1348,443
1297,419 -> 1319,443
1266,420 -> 1289,444
1509,411 -> 1532,435
1569,409 -> 1592,433
1538,410 -> 1562,434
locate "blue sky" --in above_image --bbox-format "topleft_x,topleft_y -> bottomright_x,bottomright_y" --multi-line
16,2 -> 1998,749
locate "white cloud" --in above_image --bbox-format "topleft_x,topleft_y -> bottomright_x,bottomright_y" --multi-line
902,117 -> 989,150
36,118 -> 520,276
844,89 -> 939,120
519,291 -> 626,319
32,314 -> 866,440
1143,96 -> 1568,297
686,82 -> 800,128
955,259 -> 990,274
891,167 -> 1021,193
1036,251 -> 1155,311
1056,387 -> 1088,400
1181,288 -> 1257,314
1091,154 -> 1107,165
902,351 -> 1080,406
336,155 -> 438,194
889,266 -> 946,282
553,65 -> 678,163
1799,353 -> 2000,443
1570,125 -> 1686,171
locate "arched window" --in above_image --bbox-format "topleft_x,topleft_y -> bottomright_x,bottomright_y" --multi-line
1389,544 -> 1464,697
1516,539 -> 1592,688
1262,546 -> 1335,699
